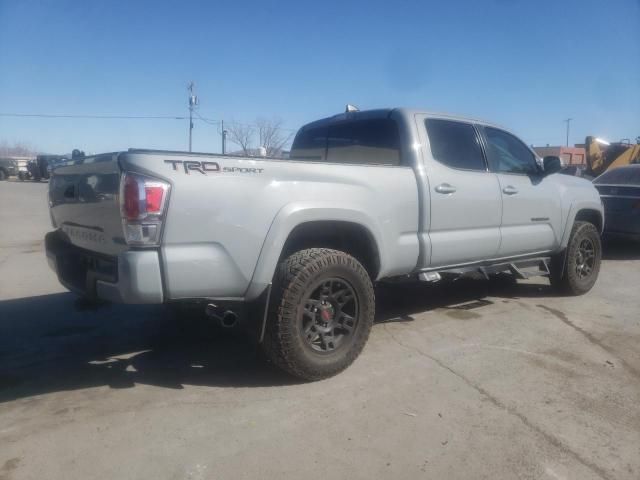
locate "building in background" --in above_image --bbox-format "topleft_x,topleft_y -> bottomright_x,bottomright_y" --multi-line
533,146 -> 586,166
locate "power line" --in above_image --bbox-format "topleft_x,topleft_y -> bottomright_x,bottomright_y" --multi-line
194,110 -> 220,125
216,119 -> 298,132
193,112 -> 297,132
0,113 -> 187,120
0,111 -> 299,132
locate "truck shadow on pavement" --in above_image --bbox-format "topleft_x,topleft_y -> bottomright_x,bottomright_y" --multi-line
375,274 -> 553,323
601,237 -> 640,260
0,276 -> 551,403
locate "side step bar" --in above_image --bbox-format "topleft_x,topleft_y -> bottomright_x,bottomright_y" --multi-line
506,258 -> 550,280
418,257 -> 551,282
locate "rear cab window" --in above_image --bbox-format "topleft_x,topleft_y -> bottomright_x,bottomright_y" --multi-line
290,118 -> 401,166
289,126 -> 328,161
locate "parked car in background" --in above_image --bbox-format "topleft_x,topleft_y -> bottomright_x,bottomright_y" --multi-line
0,157 -> 18,180
560,164 -> 594,180
0,158 -> 18,180
593,165 -> 640,238
18,154 -> 71,181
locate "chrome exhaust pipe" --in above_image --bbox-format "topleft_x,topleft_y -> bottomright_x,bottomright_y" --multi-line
205,303 -> 222,321
221,310 -> 238,328
205,304 -> 238,328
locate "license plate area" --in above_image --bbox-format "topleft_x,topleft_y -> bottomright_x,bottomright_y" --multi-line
48,232 -> 118,294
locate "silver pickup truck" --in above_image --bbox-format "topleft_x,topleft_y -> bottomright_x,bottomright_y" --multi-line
46,107 -> 604,380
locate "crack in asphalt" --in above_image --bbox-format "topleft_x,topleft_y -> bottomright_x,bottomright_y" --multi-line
382,324 -> 614,480
536,305 -> 640,381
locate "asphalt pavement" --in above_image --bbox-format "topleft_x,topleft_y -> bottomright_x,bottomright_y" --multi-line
0,180 -> 639,480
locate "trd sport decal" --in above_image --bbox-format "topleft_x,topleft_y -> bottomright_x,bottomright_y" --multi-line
164,160 -> 264,175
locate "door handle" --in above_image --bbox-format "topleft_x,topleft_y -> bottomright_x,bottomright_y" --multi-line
502,185 -> 518,195
435,183 -> 457,194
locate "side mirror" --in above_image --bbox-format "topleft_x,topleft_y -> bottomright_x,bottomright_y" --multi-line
543,156 -> 562,175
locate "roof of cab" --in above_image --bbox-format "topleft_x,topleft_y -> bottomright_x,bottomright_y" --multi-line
297,107 -> 505,132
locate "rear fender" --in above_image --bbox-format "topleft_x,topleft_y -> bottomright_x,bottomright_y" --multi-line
244,203 -> 384,301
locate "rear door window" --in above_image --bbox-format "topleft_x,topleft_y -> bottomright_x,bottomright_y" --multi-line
425,119 -> 486,171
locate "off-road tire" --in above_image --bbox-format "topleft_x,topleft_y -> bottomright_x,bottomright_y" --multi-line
550,221 -> 601,295
262,248 -> 375,381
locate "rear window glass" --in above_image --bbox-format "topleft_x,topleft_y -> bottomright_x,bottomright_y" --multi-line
425,119 -> 485,171
289,126 -> 328,161
326,119 -> 401,165
289,118 -> 401,165
594,166 -> 640,185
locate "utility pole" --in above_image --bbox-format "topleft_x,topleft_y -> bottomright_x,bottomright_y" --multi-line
564,118 -> 572,147
188,82 -> 198,152
221,120 -> 228,155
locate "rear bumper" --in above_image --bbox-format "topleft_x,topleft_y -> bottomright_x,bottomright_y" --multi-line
45,231 -> 164,304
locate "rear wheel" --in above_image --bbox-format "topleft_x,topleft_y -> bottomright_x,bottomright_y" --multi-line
262,248 -> 375,381
550,221 -> 601,295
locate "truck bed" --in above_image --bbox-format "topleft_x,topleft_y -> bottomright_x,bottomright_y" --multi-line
47,149 -> 420,303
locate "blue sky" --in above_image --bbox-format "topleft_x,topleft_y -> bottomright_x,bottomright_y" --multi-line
1,0 -> 638,154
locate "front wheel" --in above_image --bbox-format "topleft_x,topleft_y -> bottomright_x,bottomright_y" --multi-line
550,221 -> 601,295
262,248 -> 375,381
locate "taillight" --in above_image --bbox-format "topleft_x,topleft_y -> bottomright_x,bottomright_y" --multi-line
121,173 -> 170,245
123,175 -> 140,220
144,185 -> 164,214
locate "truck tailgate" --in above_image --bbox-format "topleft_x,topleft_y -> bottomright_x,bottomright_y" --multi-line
49,153 -> 127,256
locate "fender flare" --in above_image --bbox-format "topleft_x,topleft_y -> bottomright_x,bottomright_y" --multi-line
559,200 -> 604,249
243,202 -> 384,301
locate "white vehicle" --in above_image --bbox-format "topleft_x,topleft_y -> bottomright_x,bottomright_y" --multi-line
46,107 -> 604,380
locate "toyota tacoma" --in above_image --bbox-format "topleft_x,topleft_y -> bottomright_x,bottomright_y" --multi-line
46,107 -> 604,380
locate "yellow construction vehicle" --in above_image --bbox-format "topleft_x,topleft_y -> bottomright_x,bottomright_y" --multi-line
586,135 -> 640,177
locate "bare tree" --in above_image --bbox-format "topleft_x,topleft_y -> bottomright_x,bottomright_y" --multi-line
256,117 -> 293,157
0,140 -> 38,157
226,118 -> 293,157
226,122 -> 254,156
